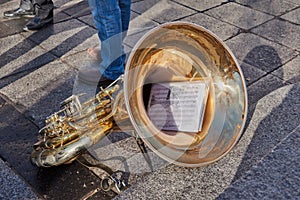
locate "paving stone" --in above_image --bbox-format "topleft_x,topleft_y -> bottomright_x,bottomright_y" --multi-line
235,0 -> 298,16
0,34 -> 57,82
0,158 -> 41,200
234,83 -> 300,179
52,0 -> 73,8
60,0 -> 91,18
182,13 -> 240,41
124,26 -> 155,48
0,60 -> 77,125
284,0 -> 300,4
117,83 -> 300,199
272,55 -> 300,84
89,136 -> 153,174
281,7 -> 300,24
0,99 -> 111,200
239,61 -> 267,86
61,50 -> 103,71
226,33 -> 298,72
53,8 -> 72,23
0,18 -> 31,38
123,12 -> 159,47
218,125 -> 300,199
252,19 -> 300,50
21,19 -> 99,58
62,42 -> 131,72
128,12 -> 159,35
172,0 -> 227,12
78,14 -> 96,29
247,74 -> 288,106
205,2 -> 273,30
131,0 -> 196,24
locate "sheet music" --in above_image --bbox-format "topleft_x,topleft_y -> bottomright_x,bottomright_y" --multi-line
147,80 -> 209,133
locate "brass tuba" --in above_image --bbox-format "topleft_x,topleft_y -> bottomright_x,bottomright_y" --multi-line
31,22 -> 247,168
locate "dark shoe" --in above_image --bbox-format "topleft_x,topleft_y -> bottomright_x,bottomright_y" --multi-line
23,15 -> 53,31
78,66 -> 113,86
4,7 -> 34,18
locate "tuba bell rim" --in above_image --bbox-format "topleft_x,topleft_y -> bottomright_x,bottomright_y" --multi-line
123,21 -> 248,167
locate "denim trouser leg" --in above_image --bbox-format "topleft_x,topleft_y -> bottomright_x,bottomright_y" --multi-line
88,0 -> 131,80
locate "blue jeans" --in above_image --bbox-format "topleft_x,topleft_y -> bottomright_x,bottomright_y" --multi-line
88,0 -> 131,80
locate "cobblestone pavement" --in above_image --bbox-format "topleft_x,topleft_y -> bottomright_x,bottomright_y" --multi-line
0,0 -> 299,199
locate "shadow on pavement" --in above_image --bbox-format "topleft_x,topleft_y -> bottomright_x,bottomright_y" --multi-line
231,44 -> 299,184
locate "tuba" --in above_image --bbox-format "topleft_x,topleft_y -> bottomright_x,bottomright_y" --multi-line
31,22 -> 247,168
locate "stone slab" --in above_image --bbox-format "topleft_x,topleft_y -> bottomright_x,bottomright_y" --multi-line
59,0 -> 91,18
0,18 -> 31,38
123,12 -> 159,47
239,61 -> 267,86
285,0 -> 300,4
131,0 -> 197,24
231,83 -> 300,180
0,34 -> 57,82
21,19 -> 99,58
235,0 -> 298,16
205,2 -> 273,30
117,83 -> 300,199
0,59 -> 77,125
0,159 -> 40,200
52,0 -> 73,8
281,7 -> 300,25
226,33 -> 298,72
78,14 -> 96,29
247,73 -> 288,106
218,125 -> 300,199
251,19 -> 300,50
182,13 -> 240,41
272,55 -> 300,84
53,9 -> 73,23
124,26 -> 155,48
89,134 -> 168,175
172,0 -> 227,12
128,12 -> 159,36
0,98 -> 112,200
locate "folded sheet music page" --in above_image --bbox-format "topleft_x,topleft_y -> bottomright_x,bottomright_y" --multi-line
147,80 -> 209,133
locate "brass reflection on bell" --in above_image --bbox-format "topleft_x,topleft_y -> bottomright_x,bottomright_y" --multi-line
31,22 -> 247,168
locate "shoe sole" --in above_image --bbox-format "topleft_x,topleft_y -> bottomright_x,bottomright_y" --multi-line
3,14 -> 35,18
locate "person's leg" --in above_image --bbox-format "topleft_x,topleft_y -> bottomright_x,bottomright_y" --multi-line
119,0 -> 131,40
4,0 -> 34,17
23,0 -> 54,31
119,0 -> 131,65
86,0 -> 131,61
88,0 -> 125,80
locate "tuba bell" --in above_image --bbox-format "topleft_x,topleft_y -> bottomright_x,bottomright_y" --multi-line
31,22 -> 248,168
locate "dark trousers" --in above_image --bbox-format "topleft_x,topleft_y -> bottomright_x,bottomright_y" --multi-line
20,0 -> 53,19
